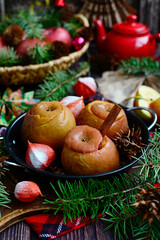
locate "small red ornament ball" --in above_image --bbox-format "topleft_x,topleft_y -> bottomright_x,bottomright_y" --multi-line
54,0 -> 65,7
72,37 -> 85,51
74,77 -> 97,99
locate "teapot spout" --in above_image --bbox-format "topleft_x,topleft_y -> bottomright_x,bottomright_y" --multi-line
94,19 -> 107,52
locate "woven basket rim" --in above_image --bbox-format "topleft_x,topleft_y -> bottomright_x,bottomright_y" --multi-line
0,13 -> 89,73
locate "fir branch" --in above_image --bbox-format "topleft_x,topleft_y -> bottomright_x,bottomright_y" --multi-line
16,11 -> 44,39
134,126 -> 160,183
0,10 -> 44,39
28,44 -> 53,64
35,61 -> 90,101
39,8 -> 62,28
0,181 -> 11,210
0,47 -> 20,67
119,57 -> 160,77
43,173 -> 143,221
0,142 -> 11,214
63,19 -> 82,38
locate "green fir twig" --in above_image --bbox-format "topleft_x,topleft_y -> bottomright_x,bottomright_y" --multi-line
35,61 -> 90,101
0,47 -> 20,67
28,44 -> 53,64
0,142 -> 11,215
119,57 -> 160,77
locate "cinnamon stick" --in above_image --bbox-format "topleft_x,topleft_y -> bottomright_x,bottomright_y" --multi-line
99,104 -> 121,137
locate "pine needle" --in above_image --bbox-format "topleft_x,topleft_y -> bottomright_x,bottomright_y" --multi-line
35,61 -> 90,101
118,57 -> 160,77
0,47 -> 20,67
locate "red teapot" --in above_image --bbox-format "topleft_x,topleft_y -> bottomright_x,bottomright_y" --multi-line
94,15 -> 160,59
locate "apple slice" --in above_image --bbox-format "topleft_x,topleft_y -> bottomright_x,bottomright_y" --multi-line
149,98 -> 160,124
134,85 -> 160,120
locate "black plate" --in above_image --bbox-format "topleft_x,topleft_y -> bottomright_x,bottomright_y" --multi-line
4,109 -> 150,181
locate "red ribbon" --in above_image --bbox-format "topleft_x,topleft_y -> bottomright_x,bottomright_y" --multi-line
54,0 -> 65,7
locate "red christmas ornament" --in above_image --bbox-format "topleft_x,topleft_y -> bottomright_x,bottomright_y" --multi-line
72,37 -> 85,51
54,0 -> 65,7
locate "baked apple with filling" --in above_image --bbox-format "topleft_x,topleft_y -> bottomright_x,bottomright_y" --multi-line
76,100 -> 129,139
61,125 -> 120,175
21,101 -> 76,152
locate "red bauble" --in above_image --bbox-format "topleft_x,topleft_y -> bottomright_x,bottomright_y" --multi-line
72,37 -> 85,51
54,0 -> 65,7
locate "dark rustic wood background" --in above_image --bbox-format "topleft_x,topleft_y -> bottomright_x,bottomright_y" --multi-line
0,0 -> 160,33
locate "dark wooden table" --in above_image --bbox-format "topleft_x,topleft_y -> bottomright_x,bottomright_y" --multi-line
0,218 -> 115,240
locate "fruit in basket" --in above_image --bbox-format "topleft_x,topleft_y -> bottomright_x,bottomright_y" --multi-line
61,125 -> 119,175
16,39 -> 47,55
0,37 -> 6,49
76,100 -> 129,139
149,98 -> 160,124
14,181 -> 42,202
74,77 -> 97,99
133,85 -> 160,120
43,27 -> 72,46
26,141 -> 56,170
21,101 -> 76,152
60,96 -> 85,119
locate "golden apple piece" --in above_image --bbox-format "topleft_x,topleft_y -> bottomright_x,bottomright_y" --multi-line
134,85 -> 160,120
149,98 -> 160,124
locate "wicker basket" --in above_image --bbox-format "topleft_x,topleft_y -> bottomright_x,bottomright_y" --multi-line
0,14 -> 90,86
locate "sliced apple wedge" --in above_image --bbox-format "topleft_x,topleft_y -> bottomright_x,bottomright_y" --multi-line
149,98 -> 160,124
134,85 -> 160,120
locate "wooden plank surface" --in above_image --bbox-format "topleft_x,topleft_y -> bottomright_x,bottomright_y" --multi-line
0,219 -> 115,240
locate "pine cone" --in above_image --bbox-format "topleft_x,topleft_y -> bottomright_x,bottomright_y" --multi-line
51,41 -> 70,59
3,25 -> 24,47
113,127 -> 145,160
133,187 -> 160,224
76,27 -> 94,42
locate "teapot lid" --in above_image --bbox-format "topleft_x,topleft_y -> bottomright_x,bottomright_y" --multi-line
113,15 -> 149,35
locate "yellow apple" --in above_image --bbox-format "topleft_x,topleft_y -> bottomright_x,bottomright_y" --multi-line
149,98 -> 160,124
133,85 -> 160,121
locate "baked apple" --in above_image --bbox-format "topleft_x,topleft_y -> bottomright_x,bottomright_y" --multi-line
61,125 -> 120,175
21,101 -> 76,152
76,100 -> 129,139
